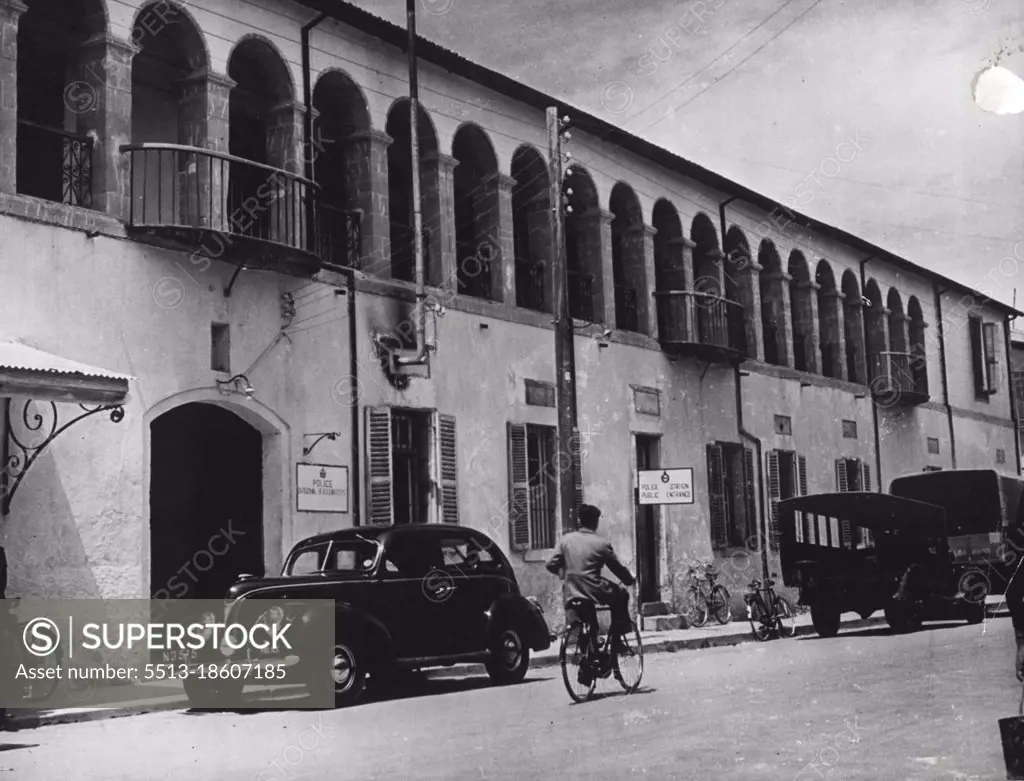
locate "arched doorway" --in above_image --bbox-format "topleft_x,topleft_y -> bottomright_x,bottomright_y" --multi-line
149,403 -> 264,604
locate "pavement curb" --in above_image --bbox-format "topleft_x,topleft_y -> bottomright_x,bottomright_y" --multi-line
4,609 -> 1002,731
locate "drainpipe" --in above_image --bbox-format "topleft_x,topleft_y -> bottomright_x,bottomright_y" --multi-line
396,0 -> 429,366
734,366 -> 769,581
1005,313 -> 1022,475
934,285 -> 956,471
302,11 -> 361,526
860,256 -> 883,491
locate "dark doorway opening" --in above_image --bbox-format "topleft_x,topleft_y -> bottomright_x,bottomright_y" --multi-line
635,435 -> 661,604
150,403 -> 265,608
391,409 -> 431,525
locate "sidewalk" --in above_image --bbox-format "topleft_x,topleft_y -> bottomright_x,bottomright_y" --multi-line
5,604 -> 1008,731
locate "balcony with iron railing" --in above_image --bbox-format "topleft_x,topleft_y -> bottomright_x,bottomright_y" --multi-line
18,121 -> 93,208
869,351 -> 929,405
568,270 -> 594,322
120,144 -> 322,274
516,257 -> 546,312
318,203 -> 363,269
654,289 -> 747,362
615,284 -> 639,333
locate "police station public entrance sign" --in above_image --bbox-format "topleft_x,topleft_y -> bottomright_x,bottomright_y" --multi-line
638,468 -> 694,505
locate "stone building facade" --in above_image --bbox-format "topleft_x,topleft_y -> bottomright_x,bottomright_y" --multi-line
0,0 -> 1018,626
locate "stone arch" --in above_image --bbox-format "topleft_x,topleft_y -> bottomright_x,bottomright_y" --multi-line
886,287 -> 907,353
511,145 -> 550,312
143,390 -> 290,592
758,240 -> 787,366
452,123 -> 501,301
563,164 -> 601,322
386,98 -> 441,284
610,182 -> 646,333
788,251 -> 816,372
863,279 -> 887,381
815,261 -> 844,379
907,296 -> 929,395
841,270 -> 867,384
725,226 -> 758,359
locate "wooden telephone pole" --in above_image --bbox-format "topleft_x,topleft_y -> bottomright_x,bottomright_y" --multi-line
547,107 -> 580,532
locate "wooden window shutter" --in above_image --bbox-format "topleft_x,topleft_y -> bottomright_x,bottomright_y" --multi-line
835,459 -> 851,548
970,317 -> 986,396
507,423 -> 531,550
706,443 -> 728,549
860,461 -> 874,547
438,414 -> 459,524
767,449 -> 781,549
742,446 -> 757,547
984,322 -> 999,393
797,454 -> 808,495
365,407 -> 393,524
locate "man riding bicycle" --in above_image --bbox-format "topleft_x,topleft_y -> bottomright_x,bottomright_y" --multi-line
545,504 -> 635,650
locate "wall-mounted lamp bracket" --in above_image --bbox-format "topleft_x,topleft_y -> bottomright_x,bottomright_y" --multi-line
302,432 -> 340,457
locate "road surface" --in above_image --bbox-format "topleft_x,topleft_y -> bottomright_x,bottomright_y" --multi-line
0,616 -> 1017,780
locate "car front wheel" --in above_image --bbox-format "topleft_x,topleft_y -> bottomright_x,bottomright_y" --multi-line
485,627 -> 530,685
329,642 -> 367,707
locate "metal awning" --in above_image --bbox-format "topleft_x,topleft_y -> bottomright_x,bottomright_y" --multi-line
0,342 -> 133,515
0,341 -> 131,405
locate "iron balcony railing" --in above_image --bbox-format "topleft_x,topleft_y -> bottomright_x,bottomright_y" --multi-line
457,240 -> 494,300
615,284 -> 639,333
654,290 -> 746,356
870,351 -> 929,403
391,224 -> 432,282
568,269 -> 594,322
516,257 -> 546,312
318,203 -> 362,269
121,143 -> 319,254
18,120 -> 93,208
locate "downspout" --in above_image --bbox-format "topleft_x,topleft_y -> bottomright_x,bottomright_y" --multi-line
303,11 -> 361,526
1005,313 -> 1021,475
396,0 -> 429,366
934,285 -> 956,470
735,366 -> 769,581
860,256 -> 883,490
719,197 -> 767,578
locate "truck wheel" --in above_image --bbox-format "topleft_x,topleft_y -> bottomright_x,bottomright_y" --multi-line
182,673 -> 223,709
810,605 -> 841,638
966,598 -> 987,624
885,604 -> 923,634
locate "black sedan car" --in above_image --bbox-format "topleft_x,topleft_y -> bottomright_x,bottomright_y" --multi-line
184,524 -> 551,707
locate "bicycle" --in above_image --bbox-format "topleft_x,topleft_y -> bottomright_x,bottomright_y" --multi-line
0,599 -> 62,702
683,561 -> 732,628
559,592 -> 644,703
744,574 -> 796,641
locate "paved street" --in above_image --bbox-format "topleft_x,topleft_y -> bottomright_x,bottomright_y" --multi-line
0,616 -> 1018,780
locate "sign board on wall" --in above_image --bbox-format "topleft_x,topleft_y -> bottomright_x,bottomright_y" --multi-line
638,468 -> 694,505
296,463 -> 349,513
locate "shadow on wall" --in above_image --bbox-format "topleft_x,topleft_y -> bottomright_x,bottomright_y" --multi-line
4,448 -> 104,600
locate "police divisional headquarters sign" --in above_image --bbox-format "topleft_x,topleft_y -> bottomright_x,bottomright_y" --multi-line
638,468 -> 694,505
296,463 -> 349,513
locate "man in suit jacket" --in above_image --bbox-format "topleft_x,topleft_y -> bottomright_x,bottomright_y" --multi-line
546,504 -> 635,639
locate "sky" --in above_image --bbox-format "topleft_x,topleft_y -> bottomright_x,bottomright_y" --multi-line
355,0 -> 1024,310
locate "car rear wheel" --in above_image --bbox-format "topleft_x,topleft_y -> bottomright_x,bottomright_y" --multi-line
485,627 -> 530,685
810,605 -> 841,638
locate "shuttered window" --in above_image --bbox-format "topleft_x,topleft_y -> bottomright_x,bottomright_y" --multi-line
570,426 -> 583,531
706,444 -> 728,549
767,450 -> 803,549
767,450 -> 781,549
971,317 -> 1000,398
741,446 -> 757,549
366,407 -> 393,524
437,414 -> 459,524
507,423 -> 557,550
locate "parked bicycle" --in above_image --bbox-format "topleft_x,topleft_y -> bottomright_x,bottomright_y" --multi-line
0,598 -> 62,702
744,574 -> 796,641
559,594 -> 643,703
683,560 -> 732,628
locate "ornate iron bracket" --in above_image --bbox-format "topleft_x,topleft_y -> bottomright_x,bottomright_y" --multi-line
302,432 -> 340,457
1,400 -> 125,516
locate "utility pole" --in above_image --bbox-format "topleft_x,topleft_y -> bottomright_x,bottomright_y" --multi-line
547,107 -> 580,532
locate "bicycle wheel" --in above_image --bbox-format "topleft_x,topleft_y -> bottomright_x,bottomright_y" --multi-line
747,597 -> 772,642
774,595 -> 797,638
560,622 -> 596,703
612,621 -> 643,694
710,585 -> 732,625
684,587 -> 709,628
